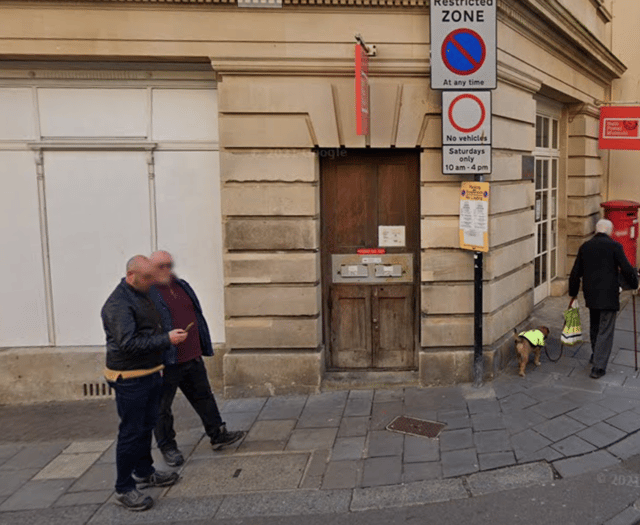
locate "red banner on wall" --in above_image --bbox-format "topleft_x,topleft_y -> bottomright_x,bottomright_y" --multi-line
599,106 -> 640,150
355,45 -> 369,136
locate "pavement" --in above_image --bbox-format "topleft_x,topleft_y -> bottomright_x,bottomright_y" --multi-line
4,294 -> 640,524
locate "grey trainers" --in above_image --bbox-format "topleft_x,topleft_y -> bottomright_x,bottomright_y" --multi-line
115,488 -> 153,511
133,470 -> 180,488
211,425 -> 246,451
161,448 -> 184,467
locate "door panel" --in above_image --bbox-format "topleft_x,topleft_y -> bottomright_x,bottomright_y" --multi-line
330,285 -> 372,369
321,151 -> 419,371
373,285 -> 414,369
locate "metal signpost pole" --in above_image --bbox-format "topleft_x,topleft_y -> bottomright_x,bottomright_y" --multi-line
473,174 -> 484,387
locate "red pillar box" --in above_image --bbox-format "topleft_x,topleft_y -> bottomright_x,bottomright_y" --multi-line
601,200 -> 640,266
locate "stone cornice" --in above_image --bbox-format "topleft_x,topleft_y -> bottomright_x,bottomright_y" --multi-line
15,0 -> 430,6
499,0 -> 625,84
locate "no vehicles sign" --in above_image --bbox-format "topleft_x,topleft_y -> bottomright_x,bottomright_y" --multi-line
442,91 -> 492,174
430,0 -> 497,90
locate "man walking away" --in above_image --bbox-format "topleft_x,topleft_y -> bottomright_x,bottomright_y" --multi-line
149,250 -> 245,467
569,219 -> 639,379
101,255 -> 188,511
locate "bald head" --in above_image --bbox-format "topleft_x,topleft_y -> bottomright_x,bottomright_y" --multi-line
125,255 -> 156,292
150,250 -> 175,285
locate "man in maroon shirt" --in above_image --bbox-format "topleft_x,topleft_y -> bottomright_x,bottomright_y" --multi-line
148,251 -> 244,467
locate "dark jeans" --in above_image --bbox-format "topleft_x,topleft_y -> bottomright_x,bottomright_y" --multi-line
109,372 -> 162,493
590,309 -> 618,371
154,357 -> 224,452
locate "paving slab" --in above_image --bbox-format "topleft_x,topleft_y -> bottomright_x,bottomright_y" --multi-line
524,385 -> 565,402
440,448 -> 479,478
257,396 -> 307,421
296,409 -> 343,429
167,453 -> 309,498
502,409 -> 547,435
0,505 -> 100,525
67,462 -> 114,493
478,451 -> 517,471
466,398 -> 501,415
0,468 -> 39,497
236,440 -> 287,453
245,419 -> 296,442
344,391 -> 374,417
532,415 -> 586,442
367,430 -> 403,458
552,375 -> 606,393
404,435 -> 439,463
510,429 -> 552,457
466,462 -> 553,496
0,479 -> 73,511
567,403 -> 618,426
530,399 -> 581,419
286,428 -> 338,451
499,392 -> 539,412
369,401 -> 403,431
492,379 -> 528,399
551,435 -> 597,456
89,496 -> 223,524
321,460 -> 361,489
473,430 -> 511,454
350,478 -> 467,511
471,414 -> 506,431
53,489 -> 113,507
0,444 -> 23,464
374,389 -> 404,404
221,398 -> 268,414
0,442 -> 68,471
439,428 -> 474,452
219,411 -> 259,432
553,450 -> 620,478
516,445 -> 564,464
578,421 -> 627,448
597,395 -> 640,413
63,440 -> 113,455
608,432 -> 640,460
215,489 -> 351,519
331,436 -> 366,461
606,410 -> 640,433
33,452 -> 101,480
361,456 -> 402,487
403,461 -> 442,482
337,417 -> 370,438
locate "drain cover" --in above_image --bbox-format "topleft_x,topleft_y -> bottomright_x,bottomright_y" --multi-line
386,416 -> 446,438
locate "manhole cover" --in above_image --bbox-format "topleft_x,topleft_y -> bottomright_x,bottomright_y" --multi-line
386,416 -> 446,438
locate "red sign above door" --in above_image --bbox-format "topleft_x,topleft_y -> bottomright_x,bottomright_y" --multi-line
355,45 -> 369,136
357,248 -> 386,255
599,106 -> 640,150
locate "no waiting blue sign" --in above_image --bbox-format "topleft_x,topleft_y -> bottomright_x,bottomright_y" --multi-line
430,0 -> 497,90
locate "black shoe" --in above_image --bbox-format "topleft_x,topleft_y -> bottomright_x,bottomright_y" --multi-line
590,367 -> 606,379
133,470 -> 180,488
115,488 -> 154,511
161,448 -> 184,467
211,425 -> 245,451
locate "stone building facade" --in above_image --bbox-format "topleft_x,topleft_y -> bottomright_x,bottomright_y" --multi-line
0,0 -> 624,402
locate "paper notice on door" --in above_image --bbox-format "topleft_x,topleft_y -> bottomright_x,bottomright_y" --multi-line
379,225 -> 405,247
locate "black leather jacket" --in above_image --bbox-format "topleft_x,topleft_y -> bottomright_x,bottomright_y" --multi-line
101,278 -> 170,371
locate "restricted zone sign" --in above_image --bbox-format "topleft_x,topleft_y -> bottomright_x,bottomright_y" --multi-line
599,106 -> 640,151
430,0 -> 497,90
442,91 -> 491,174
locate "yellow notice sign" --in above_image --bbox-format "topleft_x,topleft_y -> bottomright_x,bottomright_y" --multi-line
459,181 -> 489,252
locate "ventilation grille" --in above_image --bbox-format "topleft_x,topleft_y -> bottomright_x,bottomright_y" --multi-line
83,383 -> 114,397
387,416 -> 446,439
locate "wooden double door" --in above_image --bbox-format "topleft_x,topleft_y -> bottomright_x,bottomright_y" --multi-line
321,151 -> 420,370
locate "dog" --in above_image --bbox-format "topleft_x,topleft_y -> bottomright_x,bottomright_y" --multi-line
514,326 -> 550,377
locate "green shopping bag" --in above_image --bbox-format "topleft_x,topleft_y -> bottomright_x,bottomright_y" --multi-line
561,299 -> 583,346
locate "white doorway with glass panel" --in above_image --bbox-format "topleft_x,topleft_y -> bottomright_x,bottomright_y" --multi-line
534,107 -> 561,304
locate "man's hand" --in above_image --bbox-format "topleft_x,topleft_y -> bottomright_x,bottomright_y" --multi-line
169,329 -> 188,345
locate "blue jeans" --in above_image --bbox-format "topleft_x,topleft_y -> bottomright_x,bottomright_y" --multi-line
109,372 -> 162,493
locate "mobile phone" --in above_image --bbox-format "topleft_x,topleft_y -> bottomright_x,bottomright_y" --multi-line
185,322 -> 194,332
